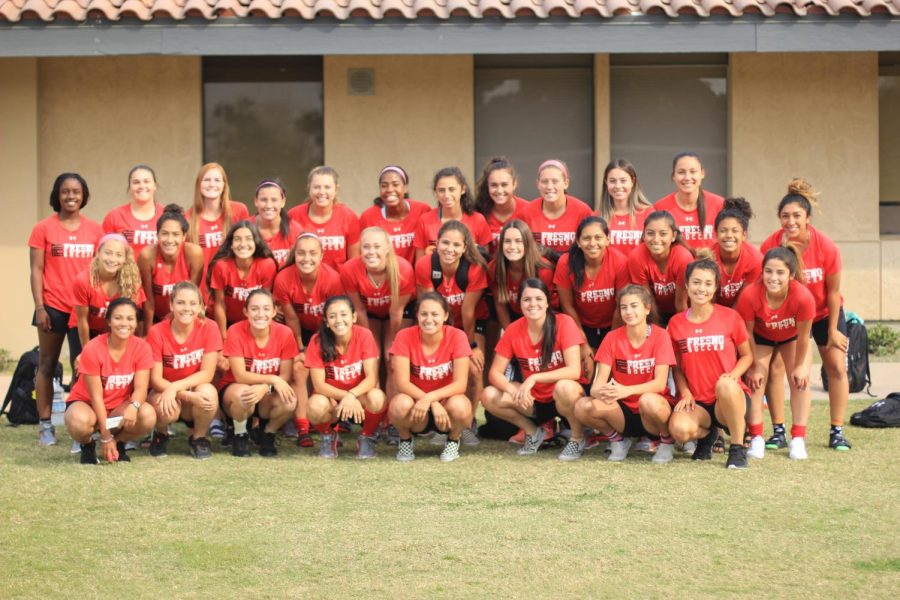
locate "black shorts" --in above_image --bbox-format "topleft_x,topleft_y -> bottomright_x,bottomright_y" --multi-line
367,301 -> 416,322
411,404 -> 451,435
695,392 -> 751,434
32,305 -> 72,334
753,332 -> 798,347
811,307 -> 847,348
301,327 -> 315,348
582,326 -> 610,352
475,320 -> 487,335
658,312 -> 675,328
527,401 -> 559,426
617,400 -> 654,439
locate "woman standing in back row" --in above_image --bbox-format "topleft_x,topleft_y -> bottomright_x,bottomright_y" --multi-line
654,152 -> 724,249
102,165 -> 165,257
359,166 -> 430,264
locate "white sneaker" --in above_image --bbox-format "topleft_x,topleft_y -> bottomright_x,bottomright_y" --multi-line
460,428 -> 480,446
652,442 -> 675,464
789,437 -> 808,460
70,440 -> 81,454
681,440 -> 697,454
38,422 -> 57,446
747,435 -> 766,459
608,438 -> 634,461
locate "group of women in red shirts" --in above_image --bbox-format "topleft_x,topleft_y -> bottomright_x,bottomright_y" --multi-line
28,153 -> 853,468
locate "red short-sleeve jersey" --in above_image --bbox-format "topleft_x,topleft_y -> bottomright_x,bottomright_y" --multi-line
209,257 -> 277,326
340,256 -> 415,318
760,225 -> 842,321
250,217 -> 303,267
412,208 -> 493,250
606,208 -> 649,256
653,192 -> 725,249
358,200 -> 431,264
288,203 -> 361,270
147,317 -> 222,383
667,305 -> 749,405
487,260 -> 556,319
553,249 -> 629,329
494,313 -> 585,403
414,256 -> 489,327
304,325 -> 379,391
219,320 -> 298,387
68,271 -> 147,332
67,334 -> 154,411
627,244 -> 693,315
186,201 -> 251,267
28,215 -> 103,313
389,325 -> 472,394
273,263 -> 344,333
734,280 -> 816,342
150,245 -> 192,319
713,242 -> 763,308
520,196 -> 594,255
485,197 -> 530,255
102,203 -> 166,257
594,324 -> 675,412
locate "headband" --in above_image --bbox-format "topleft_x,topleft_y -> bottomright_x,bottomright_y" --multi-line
98,233 -> 128,248
379,166 -> 408,184
297,232 -> 321,242
255,179 -> 285,195
538,159 -> 569,180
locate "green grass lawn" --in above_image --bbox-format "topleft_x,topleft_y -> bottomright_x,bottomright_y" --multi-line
2,400 -> 899,599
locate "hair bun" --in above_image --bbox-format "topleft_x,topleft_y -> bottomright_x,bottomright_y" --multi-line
723,196 -> 753,219
163,203 -> 183,215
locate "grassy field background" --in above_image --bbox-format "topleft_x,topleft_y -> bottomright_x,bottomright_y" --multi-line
1,399 -> 898,599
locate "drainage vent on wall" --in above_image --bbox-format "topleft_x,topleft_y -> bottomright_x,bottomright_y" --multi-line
347,68 -> 375,96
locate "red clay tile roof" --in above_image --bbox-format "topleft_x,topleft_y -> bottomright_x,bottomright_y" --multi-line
1,0 -> 897,22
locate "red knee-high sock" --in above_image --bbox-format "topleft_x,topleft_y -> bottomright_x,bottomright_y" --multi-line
362,409 -> 385,437
314,422 -> 332,435
294,418 -> 310,434
748,422 -> 764,437
790,424 -> 807,439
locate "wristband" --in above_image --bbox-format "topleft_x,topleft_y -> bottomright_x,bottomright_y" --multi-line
100,436 -> 115,444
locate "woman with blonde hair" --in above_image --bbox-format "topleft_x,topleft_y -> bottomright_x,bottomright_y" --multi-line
598,159 -> 653,256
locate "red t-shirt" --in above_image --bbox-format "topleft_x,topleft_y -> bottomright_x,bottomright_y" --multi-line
187,201 -> 250,267
760,225 -> 842,321
67,334 -> 154,411
102,203 -> 166,257
219,320 -> 299,387
553,249 -> 629,329
340,256 -> 415,318
250,217 -> 303,267
358,200 -> 431,264
594,324 -> 675,412
389,325 -> 472,394
734,280 -> 816,342
494,313 -> 585,403
606,208 -> 649,256
713,242 -> 763,308
272,263 -> 344,333
487,260 -> 556,318
667,305 -> 749,405
150,245 -> 192,319
485,197 -> 530,255
288,203 -> 361,270
520,196 -> 594,255
28,215 -> 103,313
414,256 -> 489,327
68,270 -> 147,332
209,257 -> 277,325
147,317 -> 223,383
412,208 -> 493,250
654,192 -> 725,249
627,243 -> 694,315
304,325 -> 379,391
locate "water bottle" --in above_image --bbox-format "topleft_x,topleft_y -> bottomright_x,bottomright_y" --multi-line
50,377 -> 65,426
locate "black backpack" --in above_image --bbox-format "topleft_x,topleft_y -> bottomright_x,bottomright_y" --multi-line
850,393 -> 900,428
430,252 -> 469,292
822,316 -> 872,396
1,347 -> 62,426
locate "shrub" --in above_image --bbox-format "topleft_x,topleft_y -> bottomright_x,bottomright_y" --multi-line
868,324 -> 900,357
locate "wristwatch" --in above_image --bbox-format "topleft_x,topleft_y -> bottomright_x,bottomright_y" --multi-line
130,400 -> 141,411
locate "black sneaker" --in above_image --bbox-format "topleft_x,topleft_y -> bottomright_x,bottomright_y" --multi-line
80,441 -> 98,465
231,433 -> 250,457
692,426 -> 719,461
829,430 -> 852,452
726,444 -> 748,469
765,431 -> 788,450
149,431 -> 169,457
116,442 -> 131,462
259,431 -> 278,457
189,436 -> 213,460
221,426 -> 234,447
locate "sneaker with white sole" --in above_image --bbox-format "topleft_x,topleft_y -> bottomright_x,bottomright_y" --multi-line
70,440 -> 82,454
439,438 -> 461,462
319,434 -> 337,459
681,440 -> 697,454
38,422 -> 57,446
747,435 -> 766,459
396,439 -> 415,462
608,438 -> 634,461
634,437 -> 655,452
789,437 -> 808,460
558,438 -> 586,461
356,435 -> 376,459
517,426 -> 546,456
652,442 -> 675,464
460,428 -> 480,446
124,440 -> 140,451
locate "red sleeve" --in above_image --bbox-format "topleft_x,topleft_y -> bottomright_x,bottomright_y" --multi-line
101,209 -> 117,234
339,260 -> 360,294
78,341 -> 102,376
414,256 -> 434,290
729,309 -> 748,345
494,323 -> 516,359
398,259 -> 416,297
672,246 -> 692,286
448,328 -> 474,359
278,325 -> 300,359
259,259 -> 277,290
467,264 -> 488,292
594,331 -> 615,365
733,288 -> 755,323
359,327 -> 380,360
610,249 -> 630,290
146,325 -> 164,362
628,251 -> 648,286
304,334 -> 324,368
556,315 -> 585,350
273,269 -> 291,305
553,254 -> 572,289
73,272 -> 90,307
759,230 -> 781,254
209,261 -> 227,291
223,324 -> 243,357
389,328 -> 412,358
473,215 -> 492,246
231,202 -> 250,221
203,320 -> 224,352
343,207 -> 361,246
794,283 -> 816,322
135,286 -> 147,307
820,231 -> 842,275
133,338 -> 155,371
412,218 -> 428,250
653,327 -> 677,366
326,267 -> 346,297
27,221 -> 45,250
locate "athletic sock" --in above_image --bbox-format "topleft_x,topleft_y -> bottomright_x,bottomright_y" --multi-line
234,419 -> 248,435
748,422 -> 764,437
314,422 -> 332,435
361,410 -> 384,437
772,423 -> 785,436
830,424 -> 843,435
39,419 -> 52,429
294,418 -> 310,435
258,417 -> 270,433
791,424 -> 807,439
659,434 -> 674,445
607,430 -> 624,443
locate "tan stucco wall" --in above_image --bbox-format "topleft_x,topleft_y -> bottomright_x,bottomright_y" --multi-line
1,58 -> 40,358
593,54 -> 610,203
323,55 -> 474,213
730,52 -> 881,318
881,240 -> 900,320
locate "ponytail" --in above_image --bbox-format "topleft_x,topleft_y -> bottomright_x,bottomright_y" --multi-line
254,178 -> 291,239
317,296 -> 354,363
764,244 -> 806,284
520,278 -> 557,370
